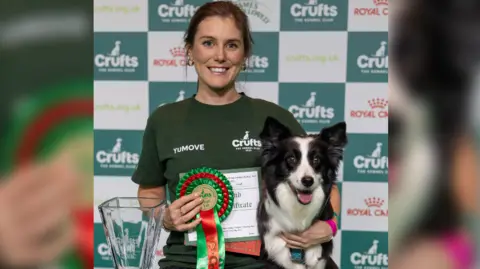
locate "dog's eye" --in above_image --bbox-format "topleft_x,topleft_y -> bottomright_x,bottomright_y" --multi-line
312,156 -> 320,165
286,156 -> 296,165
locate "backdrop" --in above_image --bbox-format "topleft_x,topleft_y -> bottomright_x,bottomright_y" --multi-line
93,1 -> 388,268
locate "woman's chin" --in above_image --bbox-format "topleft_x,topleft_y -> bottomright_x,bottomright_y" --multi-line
205,80 -> 234,91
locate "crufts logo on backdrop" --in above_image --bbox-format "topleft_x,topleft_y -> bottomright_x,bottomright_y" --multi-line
238,32 -> 278,82
94,33 -> 147,80
347,32 -> 388,82
341,231 -> 388,269
148,82 -> 197,114
149,0 -> 210,31
94,130 -> 143,176
280,0 -> 348,31
279,83 -> 345,132
344,134 -> 388,182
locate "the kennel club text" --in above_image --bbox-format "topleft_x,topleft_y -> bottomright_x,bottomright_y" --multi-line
186,170 -> 261,243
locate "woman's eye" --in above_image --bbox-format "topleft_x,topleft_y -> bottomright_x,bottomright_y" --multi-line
203,40 -> 213,47
227,43 -> 238,49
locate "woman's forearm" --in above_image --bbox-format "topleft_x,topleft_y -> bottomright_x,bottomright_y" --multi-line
331,184 -> 341,223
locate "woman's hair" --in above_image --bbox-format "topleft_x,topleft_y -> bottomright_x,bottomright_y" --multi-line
183,1 -> 254,58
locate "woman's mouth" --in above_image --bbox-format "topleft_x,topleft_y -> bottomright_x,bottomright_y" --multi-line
208,67 -> 229,75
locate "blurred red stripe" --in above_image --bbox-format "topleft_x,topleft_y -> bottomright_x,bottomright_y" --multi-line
16,98 -> 92,165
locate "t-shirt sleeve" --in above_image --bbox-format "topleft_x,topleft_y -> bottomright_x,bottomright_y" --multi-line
276,108 -> 306,136
131,115 -> 167,187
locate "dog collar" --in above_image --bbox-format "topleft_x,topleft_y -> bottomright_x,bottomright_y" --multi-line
290,248 -> 305,264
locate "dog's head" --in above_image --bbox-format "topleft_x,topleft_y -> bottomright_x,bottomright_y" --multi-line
259,116 -> 347,206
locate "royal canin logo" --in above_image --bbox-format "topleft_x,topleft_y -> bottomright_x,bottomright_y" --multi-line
354,0 -> 388,16
351,98 -> 388,119
373,0 -> 388,6
153,46 -> 187,67
347,196 -> 388,217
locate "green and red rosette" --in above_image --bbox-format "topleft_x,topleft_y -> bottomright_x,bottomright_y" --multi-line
176,167 -> 234,269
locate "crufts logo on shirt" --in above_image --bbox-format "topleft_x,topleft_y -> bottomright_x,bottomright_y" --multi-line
232,131 -> 262,152
173,144 -> 205,154
350,239 -> 388,268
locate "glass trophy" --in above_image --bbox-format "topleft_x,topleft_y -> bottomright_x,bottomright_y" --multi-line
98,197 -> 166,269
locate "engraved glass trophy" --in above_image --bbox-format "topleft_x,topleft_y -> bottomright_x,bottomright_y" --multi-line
98,197 -> 166,269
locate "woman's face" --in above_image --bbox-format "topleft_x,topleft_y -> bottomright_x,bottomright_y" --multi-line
189,16 -> 245,91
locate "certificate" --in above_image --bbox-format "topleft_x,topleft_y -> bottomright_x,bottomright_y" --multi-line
181,167 -> 262,245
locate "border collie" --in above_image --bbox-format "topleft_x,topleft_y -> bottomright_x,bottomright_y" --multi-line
256,117 -> 347,269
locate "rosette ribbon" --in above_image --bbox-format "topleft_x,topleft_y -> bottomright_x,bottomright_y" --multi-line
176,167 -> 234,269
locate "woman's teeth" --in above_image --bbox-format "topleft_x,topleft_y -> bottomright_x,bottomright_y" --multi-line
209,67 -> 227,73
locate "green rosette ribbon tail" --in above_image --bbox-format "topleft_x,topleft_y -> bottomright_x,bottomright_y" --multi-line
176,167 -> 234,269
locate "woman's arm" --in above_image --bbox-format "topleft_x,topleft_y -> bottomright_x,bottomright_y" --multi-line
280,183 -> 342,248
138,185 -> 166,200
330,184 -> 340,223
137,185 -> 166,215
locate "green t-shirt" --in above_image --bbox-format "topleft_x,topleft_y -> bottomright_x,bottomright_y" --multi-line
131,93 -> 305,269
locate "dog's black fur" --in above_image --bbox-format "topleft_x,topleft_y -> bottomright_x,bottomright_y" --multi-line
256,116 -> 347,269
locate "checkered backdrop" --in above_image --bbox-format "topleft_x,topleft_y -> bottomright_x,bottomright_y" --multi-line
93,0 -> 388,268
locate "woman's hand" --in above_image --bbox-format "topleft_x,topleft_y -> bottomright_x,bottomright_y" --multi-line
280,220 -> 334,249
163,193 -> 203,232
0,153 -> 78,268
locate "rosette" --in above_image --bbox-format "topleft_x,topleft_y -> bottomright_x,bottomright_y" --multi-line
176,167 -> 234,269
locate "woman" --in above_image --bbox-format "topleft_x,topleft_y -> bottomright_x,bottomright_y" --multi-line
131,1 -> 341,269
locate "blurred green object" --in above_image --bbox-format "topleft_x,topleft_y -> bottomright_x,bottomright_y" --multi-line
0,79 -> 92,174
0,1 -> 93,268
60,251 -> 85,269
0,78 -> 93,269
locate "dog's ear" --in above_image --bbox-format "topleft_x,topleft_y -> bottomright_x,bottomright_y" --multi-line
319,121 -> 347,147
319,122 -> 348,167
259,116 -> 292,143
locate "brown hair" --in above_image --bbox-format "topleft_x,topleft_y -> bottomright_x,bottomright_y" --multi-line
183,1 -> 254,58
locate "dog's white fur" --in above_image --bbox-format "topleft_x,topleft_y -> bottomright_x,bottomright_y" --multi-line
263,137 -> 328,269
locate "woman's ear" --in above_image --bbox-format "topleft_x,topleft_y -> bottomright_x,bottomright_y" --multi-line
185,44 -> 192,58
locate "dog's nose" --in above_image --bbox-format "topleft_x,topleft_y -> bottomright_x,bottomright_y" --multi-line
301,176 -> 314,187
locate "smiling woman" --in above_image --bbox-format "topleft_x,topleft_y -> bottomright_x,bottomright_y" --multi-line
182,1 -> 253,104
132,2 -> 341,269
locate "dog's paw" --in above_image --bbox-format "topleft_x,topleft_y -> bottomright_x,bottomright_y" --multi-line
310,259 -> 327,269
305,245 -> 323,268
264,235 -> 287,256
